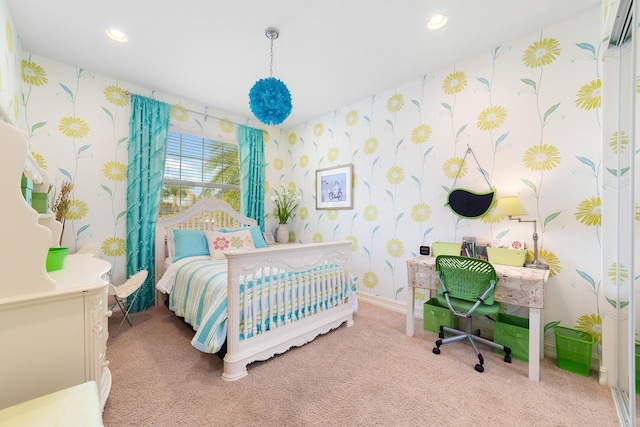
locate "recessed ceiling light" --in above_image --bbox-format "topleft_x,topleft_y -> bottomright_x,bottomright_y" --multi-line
426,14 -> 448,30
106,28 -> 127,42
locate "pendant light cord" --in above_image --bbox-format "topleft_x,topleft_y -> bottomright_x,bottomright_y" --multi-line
265,27 -> 279,78
270,37 -> 274,77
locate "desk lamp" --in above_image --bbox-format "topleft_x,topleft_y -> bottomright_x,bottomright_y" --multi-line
493,196 -> 549,270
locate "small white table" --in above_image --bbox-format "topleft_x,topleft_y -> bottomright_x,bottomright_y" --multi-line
406,256 -> 549,382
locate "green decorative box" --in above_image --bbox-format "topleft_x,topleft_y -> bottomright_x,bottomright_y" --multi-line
21,176 -> 33,205
32,192 -> 49,214
431,242 -> 461,257
487,247 -> 526,267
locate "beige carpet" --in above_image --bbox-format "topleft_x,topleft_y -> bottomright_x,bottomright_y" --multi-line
103,301 -> 620,426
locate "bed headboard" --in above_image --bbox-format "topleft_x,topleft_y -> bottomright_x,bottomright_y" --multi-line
154,198 -> 257,285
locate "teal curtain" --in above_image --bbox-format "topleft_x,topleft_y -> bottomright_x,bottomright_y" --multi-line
127,95 -> 171,312
237,125 -> 265,230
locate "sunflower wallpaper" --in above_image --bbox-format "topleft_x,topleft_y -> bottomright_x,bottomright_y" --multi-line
277,7 -> 605,358
16,51 -> 268,285
0,1 -> 634,377
15,43 -> 273,279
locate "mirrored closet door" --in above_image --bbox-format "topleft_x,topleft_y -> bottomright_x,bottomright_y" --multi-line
604,0 -> 638,425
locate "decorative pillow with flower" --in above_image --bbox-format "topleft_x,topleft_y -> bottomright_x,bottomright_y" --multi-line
205,230 -> 255,260
218,226 -> 267,248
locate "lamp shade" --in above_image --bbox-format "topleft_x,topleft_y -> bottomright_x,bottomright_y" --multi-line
492,196 -> 528,217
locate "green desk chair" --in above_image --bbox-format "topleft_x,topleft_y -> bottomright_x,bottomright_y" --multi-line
432,255 -> 512,372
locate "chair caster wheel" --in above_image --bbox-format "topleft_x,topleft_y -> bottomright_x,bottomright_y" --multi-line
438,332 -> 445,339
475,364 -> 484,373
433,347 -> 440,354
504,355 -> 512,363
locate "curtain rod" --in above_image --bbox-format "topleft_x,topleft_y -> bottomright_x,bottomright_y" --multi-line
125,91 -> 255,129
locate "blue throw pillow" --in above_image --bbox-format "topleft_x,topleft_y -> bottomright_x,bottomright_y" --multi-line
172,229 -> 210,262
219,226 -> 267,248
247,226 -> 267,248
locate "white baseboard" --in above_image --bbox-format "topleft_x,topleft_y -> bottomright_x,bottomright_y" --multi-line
356,292 -> 408,315
599,367 -> 608,385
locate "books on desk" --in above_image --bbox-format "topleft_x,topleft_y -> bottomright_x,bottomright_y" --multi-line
461,237 -> 489,261
475,244 -> 488,261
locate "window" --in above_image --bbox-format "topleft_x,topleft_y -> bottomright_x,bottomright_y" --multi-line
160,131 -> 240,218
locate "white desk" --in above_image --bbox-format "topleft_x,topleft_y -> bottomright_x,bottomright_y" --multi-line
406,255 -> 549,382
0,254 -> 112,410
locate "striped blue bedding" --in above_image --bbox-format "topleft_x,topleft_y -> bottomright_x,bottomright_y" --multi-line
168,258 -> 350,354
169,259 -> 229,353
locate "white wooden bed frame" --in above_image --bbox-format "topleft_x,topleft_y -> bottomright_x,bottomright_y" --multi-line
154,198 -> 354,381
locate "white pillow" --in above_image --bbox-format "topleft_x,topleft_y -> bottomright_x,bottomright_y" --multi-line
206,229 -> 255,260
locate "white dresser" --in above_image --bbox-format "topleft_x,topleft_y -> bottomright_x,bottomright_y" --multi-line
0,121 -> 112,410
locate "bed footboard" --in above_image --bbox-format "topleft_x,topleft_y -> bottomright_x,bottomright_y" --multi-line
222,240 -> 354,381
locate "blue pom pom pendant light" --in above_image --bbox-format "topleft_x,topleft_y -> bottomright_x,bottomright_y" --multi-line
249,27 -> 292,125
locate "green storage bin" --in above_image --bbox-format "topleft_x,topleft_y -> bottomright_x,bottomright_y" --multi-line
32,192 -> 49,214
554,326 -> 594,377
493,313 -> 529,362
423,298 -> 458,334
486,247 -> 527,267
432,242 -> 462,257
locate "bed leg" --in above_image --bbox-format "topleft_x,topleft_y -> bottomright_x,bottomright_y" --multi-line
221,358 -> 248,382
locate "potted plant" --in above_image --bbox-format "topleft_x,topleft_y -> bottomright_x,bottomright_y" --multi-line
268,186 -> 300,243
43,180 -> 73,271
51,181 -> 73,247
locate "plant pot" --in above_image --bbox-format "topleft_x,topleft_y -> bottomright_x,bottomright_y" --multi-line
276,223 -> 289,243
46,247 -> 69,272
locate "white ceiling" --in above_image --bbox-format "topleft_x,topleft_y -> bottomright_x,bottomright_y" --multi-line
7,0 -> 600,128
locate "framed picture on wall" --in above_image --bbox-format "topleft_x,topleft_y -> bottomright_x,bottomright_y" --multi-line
315,164 -> 353,210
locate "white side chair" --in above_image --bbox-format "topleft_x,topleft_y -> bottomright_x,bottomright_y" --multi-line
108,270 -> 148,337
